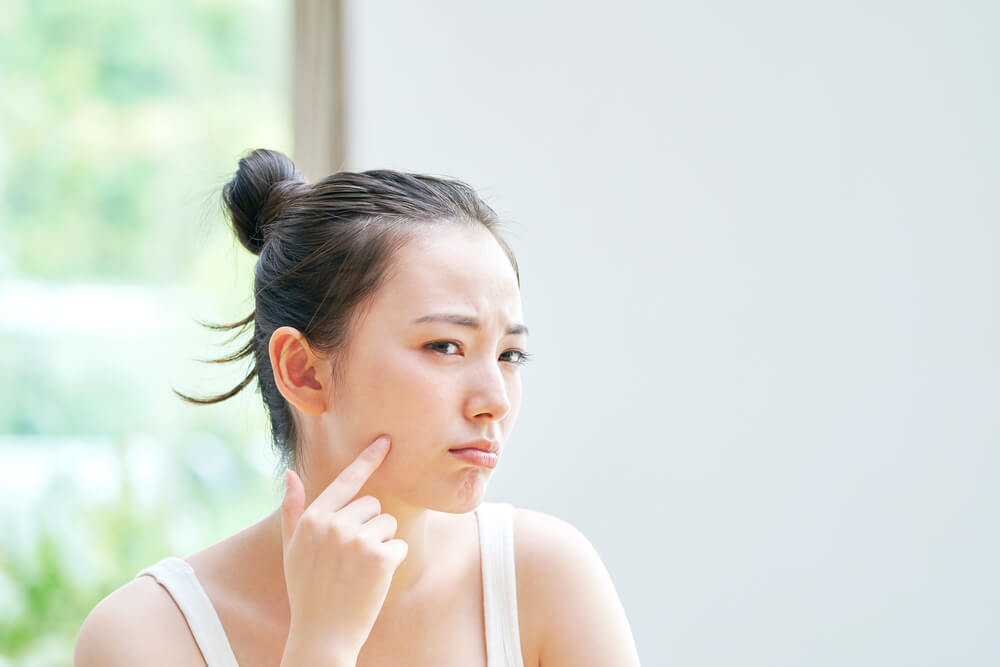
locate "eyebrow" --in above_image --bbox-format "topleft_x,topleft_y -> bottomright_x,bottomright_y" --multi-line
412,313 -> 530,337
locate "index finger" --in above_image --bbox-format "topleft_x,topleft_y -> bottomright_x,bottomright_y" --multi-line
309,435 -> 391,513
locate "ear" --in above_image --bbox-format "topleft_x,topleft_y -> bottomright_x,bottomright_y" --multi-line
268,326 -> 330,416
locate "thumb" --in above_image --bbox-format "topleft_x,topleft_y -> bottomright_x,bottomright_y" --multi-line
281,468 -> 305,552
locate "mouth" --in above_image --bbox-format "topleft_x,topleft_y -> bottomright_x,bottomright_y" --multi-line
449,438 -> 500,454
449,447 -> 499,469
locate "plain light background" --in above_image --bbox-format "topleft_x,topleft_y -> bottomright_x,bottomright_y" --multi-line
341,2 -> 998,665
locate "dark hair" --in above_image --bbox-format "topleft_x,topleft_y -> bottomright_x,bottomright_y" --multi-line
177,148 -> 519,471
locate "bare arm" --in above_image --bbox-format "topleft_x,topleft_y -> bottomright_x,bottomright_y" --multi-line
74,576 -> 209,667
514,509 -> 642,667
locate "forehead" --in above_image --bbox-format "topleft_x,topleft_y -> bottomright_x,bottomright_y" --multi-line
373,224 -> 523,329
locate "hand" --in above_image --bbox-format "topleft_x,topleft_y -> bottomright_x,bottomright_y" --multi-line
279,435 -> 408,663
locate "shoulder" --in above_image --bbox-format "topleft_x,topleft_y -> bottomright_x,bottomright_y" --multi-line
74,572 -> 207,667
511,507 -> 641,667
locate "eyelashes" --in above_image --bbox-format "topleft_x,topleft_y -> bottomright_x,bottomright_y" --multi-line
503,349 -> 533,366
425,341 -> 533,367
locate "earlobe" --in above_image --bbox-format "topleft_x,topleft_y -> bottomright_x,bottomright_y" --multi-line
268,326 -> 328,416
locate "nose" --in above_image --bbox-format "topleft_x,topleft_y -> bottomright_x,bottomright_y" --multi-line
464,358 -> 512,423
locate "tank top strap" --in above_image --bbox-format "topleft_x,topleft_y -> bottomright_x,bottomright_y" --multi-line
135,556 -> 240,667
476,502 -> 526,667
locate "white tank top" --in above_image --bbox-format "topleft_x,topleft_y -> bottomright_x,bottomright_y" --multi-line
135,501 -> 525,667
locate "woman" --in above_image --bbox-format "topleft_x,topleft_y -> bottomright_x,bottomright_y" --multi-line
74,149 -> 641,666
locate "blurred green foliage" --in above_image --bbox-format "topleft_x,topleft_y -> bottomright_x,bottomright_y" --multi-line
0,0 -> 292,663
1,0 -> 289,280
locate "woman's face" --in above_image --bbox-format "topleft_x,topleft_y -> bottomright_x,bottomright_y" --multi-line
317,224 -> 527,513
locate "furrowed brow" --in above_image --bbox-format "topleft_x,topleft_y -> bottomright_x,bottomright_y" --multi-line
411,313 -> 529,336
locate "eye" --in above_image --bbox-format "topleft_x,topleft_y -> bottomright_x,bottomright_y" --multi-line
425,341 -> 533,367
426,341 -> 462,356
500,349 -> 533,367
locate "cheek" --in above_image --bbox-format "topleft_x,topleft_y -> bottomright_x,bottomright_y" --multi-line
363,347 -> 454,422
502,377 -> 523,431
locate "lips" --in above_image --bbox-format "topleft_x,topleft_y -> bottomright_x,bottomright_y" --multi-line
449,447 -> 499,469
449,438 -> 500,454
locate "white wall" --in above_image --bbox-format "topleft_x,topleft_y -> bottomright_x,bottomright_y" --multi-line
341,2 -> 999,664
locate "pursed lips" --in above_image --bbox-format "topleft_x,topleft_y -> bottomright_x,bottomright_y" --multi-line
449,439 -> 500,454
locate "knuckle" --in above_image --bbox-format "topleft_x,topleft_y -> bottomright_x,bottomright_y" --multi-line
361,539 -> 385,568
360,495 -> 381,514
304,512 -> 344,541
373,546 -> 397,568
349,525 -> 372,545
300,512 -> 324,533
329,514 -> 354,537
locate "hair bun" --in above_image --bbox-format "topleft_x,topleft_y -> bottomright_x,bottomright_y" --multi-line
222,148 -> 306,255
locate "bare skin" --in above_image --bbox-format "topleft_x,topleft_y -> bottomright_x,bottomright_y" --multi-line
182,501 -> 531,667
74,223 -> 641,666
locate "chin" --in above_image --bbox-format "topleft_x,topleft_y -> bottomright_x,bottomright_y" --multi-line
430,489 -> 489,515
